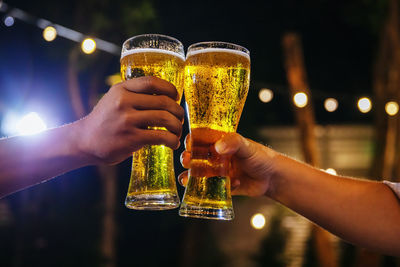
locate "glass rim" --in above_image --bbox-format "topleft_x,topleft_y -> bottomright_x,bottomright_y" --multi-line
187,41 -> 250,56
122,33 -> 184,48
121,33 -> 185,60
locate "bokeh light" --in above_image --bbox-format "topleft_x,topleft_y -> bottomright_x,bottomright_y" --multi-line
385,101 -> 399,116
43,26 -> 57,42
4,16 -> 14,27
81,38 -> 96,54
325,168 -> 337,175
324,98 -> 338,112
357,97 -> 372,113
259,88 -> 274,103
293,92 -> 308,108
251,213 -> 266,230
15,112 -> 47,135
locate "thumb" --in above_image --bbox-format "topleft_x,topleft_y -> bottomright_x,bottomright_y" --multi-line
214,133 -> 256,159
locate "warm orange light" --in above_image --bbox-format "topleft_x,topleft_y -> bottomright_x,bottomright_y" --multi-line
81,38 -> 96,54
43,26 -> 57,42
385,101 -> 399,116
293,92 -> 308,108
324,98 -> 338,112
357,97 -> 372,113
259,88 -> 274,103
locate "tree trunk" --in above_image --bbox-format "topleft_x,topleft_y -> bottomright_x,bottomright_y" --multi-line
97,165 -> 117,267
88,62 -> 117,267
67,49 -> 117,267
356,0 -> 400,265
282,32 -> 339,267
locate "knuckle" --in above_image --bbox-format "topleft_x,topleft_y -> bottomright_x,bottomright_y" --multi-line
143,76 -> 157,90
119,113 -> 132,128
158,95 -> 170,108
160,111 -> 172,124
114,94 -> 126,110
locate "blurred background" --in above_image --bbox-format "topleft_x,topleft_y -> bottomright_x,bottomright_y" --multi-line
0,0 -> 399,266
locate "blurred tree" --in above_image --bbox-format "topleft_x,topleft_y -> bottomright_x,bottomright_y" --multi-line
253,209 -> 288,267
64,1 -> 159,267
282,32 -> 339,267
355,0 -> 400,266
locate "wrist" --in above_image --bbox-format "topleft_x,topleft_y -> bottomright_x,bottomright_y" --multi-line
263,152 -> 285,199
67,119 -> 98,166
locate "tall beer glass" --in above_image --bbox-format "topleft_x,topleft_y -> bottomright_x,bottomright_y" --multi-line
121,34 -> 184,210
179,42 -> 250,220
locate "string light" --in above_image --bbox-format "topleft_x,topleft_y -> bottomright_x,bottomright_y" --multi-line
43,26 -> 57,42
251,213 -> 266,230
357,97 -> 372,113
324,98 -> 338,112
385,101 -> 399,116
81,38 -> 96,54
259,88 -> 274,103
4,15 -> 14,26
293,92 -> 308,108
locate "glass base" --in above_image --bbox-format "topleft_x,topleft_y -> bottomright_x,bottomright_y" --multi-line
125,193 -> 180,210
179,203 -> 234,220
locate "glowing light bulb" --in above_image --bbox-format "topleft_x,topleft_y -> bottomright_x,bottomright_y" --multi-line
324,98 -> 338,112
357,97 -> 372,113
259,88 -> 274,103
43,26 -> 57,42
293,92 -> 308,108
385,101 -> 399,116
4,16 -> 14,27
81,38 -> 96,54
15,112 -> 47,135
251,213 -> 266,230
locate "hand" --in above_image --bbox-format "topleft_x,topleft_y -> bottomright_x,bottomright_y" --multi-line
75,76 -> 184,165
179,133 -> 278,197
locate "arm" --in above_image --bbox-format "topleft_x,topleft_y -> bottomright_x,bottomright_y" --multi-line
179,133 -> 400,256
270,152 -> 400,256
0,76 -> 184,199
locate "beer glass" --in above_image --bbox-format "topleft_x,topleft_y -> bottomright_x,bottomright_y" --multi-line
179,42 -> 250,220
121,34 -> 184,210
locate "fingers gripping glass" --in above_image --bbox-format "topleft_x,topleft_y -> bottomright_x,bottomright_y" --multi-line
179,42 -> 251,220
121,34 -> 185,210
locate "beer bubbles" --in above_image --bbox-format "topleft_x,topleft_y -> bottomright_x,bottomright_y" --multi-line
259,88 -> 274,103
43,26 -> 57,42
81,38 -> 96,54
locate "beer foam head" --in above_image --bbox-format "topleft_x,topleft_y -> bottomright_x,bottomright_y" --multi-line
121,48 -> 185,61
186,47 -> 250,61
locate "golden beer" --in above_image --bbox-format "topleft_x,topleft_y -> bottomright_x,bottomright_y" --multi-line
180,42 -> 250,220
121,34 -> 185,210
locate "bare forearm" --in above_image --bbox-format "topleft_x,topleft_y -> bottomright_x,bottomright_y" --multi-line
0,121 -> 92,198
268,153 -> 400,256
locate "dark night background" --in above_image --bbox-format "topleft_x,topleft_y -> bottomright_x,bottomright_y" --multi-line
0,0 -> 394,266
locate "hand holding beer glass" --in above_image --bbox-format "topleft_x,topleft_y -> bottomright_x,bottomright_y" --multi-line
179,42 -> 250,220
121,34 -> 184,210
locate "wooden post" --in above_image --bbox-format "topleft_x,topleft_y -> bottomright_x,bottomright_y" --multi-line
356,0 -> 400,266
282,32 -> 338,267
67,49 -> 117,267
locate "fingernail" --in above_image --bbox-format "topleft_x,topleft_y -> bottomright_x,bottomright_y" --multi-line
215,140 -> 227,154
